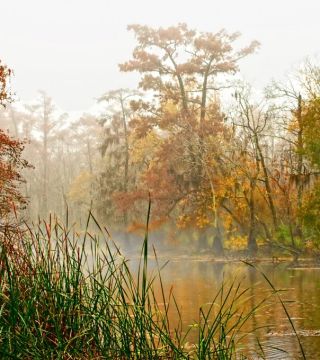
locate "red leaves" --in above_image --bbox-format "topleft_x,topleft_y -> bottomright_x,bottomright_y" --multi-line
0,129 -> 31,218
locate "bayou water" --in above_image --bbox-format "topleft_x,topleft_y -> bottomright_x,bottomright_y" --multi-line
148,258 -> 320,359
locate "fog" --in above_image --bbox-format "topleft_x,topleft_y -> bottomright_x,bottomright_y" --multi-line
0,0 -> 319,253
1,0 -> 320,112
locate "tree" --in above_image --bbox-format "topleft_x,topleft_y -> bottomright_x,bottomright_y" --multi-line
27,91 -> 63,217
299,96 -> 320,249
97,89 -> 140,227
265,62 -> 320,247
0,60 -> 30,226
67,113 -> 102,222
302,97 -> 320,167
0,130 -> 30,220
120,23 -> 259,122
118,24 -> 259,252
235,88 -> 278,229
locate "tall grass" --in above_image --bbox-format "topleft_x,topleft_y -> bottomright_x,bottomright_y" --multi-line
0,210 -> 304,359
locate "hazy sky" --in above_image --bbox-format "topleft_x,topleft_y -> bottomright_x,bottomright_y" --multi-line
1,0 -> 320,112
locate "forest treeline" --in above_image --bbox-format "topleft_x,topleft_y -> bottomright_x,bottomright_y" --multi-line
1,24 -> 320,257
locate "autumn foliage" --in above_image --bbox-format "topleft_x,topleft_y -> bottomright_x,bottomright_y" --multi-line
0,61 -> 29,223
91,25 -> 320,256
0,130 -> 29,218
3,26 -> 320,258
0,60 -> 12,106
112,24 -> 259,252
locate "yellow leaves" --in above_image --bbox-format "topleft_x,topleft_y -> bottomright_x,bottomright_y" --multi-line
225,235 -> 247,250
221,176 -> 235,189
223,214 -> 234,232
178,208 -> 210,229
196,214 -> 210,229
68,171 -> 93,205
287,119 -> 299,133
130,130 -> 162,165
162,100 -> 178,117
177,214 -> 191,229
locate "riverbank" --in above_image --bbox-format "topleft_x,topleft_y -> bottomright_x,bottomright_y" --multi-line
124,247 -> 320,265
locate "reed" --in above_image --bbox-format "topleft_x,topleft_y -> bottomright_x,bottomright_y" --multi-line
0,210 -> 304,359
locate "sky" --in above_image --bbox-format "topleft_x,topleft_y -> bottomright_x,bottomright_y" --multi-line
1,0 -> 320,113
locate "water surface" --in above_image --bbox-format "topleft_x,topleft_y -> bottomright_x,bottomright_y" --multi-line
147,259 -> 320,359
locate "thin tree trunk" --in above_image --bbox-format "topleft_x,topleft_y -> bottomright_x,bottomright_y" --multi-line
120,96 -> 129,228
255,135 -> 278,229
42,110 -> 48,217
296,94 -> 304,241
247,179 -> 258,255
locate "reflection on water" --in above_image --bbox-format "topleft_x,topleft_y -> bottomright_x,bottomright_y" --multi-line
145,259 -> 320,359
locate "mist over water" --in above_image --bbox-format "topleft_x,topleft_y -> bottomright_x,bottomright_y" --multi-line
148,260 -> 320,359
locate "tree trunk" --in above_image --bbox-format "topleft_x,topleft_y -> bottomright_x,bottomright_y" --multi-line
42,114 -> 48,216
247,180 -> 258,255
255,135 -> 278,230
198,232 -> 208,250
212,228 -> 224,256
296,94 -> 304,242
212,215 -> 224,256
120,96 -> 129,231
